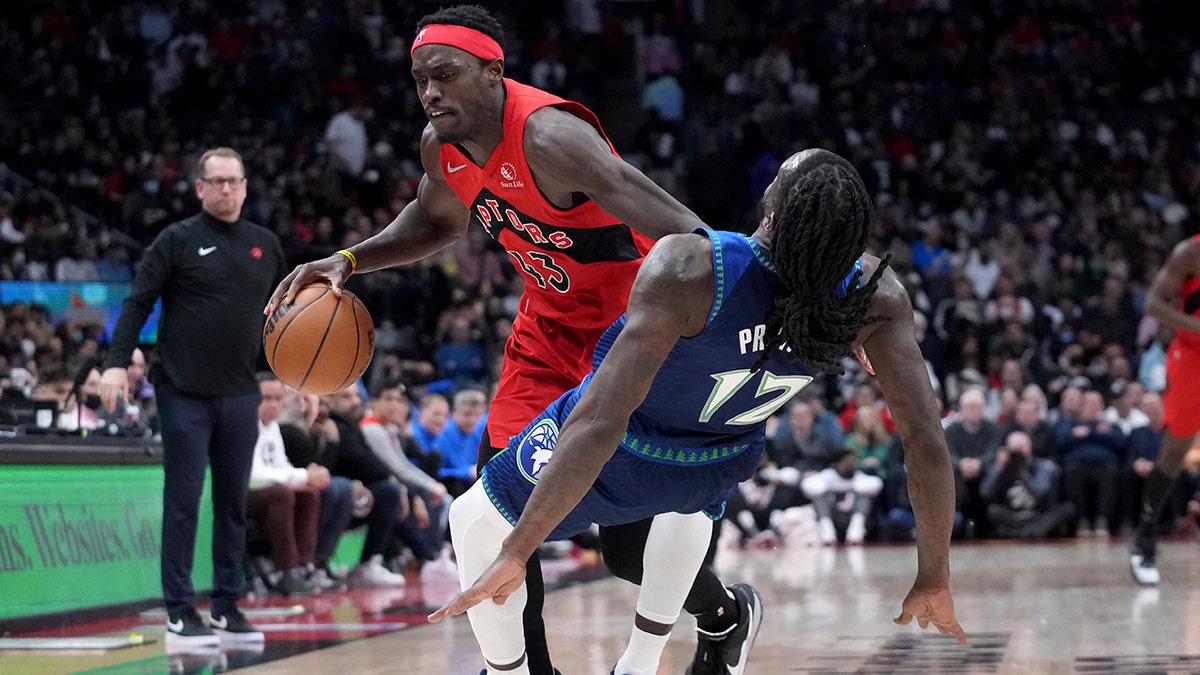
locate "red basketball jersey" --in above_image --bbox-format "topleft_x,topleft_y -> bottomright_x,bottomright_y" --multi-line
439,79 -> 653,329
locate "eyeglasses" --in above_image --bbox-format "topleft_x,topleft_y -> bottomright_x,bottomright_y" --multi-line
200,177 -> 246,189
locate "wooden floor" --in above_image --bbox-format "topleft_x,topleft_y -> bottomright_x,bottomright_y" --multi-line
237,538 -> 1200,675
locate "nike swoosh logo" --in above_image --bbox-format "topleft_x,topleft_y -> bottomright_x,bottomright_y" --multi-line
167,618 -> 184,632
198,246 -> 217,256
446,162 -> 468,173
209,616 -> 227,630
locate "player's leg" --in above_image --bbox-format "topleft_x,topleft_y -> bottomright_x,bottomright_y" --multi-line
478,321 -> 601,675
478,434 -> 554,675
1132,346 -> 1200,585
451,481 -> 530,674
1131,431 -> 1196,585
600,517 -> 762,675
604,512 -> 712,674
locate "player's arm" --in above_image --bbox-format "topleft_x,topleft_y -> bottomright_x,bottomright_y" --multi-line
524,107 -> 705,240
1145,237 -> 1200,335
500,232 -> 713,559
267,126 -> 470,311
855,256 -> 967,643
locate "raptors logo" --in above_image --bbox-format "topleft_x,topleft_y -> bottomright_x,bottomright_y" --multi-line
516,418 -> 559,484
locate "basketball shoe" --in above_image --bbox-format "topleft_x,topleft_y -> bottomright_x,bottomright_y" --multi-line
209,607 -> 264,642
165,607 -> 219,648
685,583 -> 764,675
1129,544 -> 1161,586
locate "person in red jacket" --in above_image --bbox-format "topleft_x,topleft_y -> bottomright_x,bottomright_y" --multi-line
264,6 -> 722,674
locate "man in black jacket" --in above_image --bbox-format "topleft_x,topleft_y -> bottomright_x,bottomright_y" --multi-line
100,147 -> 285,647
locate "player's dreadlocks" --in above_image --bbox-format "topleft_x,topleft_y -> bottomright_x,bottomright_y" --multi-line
754,149 -> 891,375
416,5 -> 506,57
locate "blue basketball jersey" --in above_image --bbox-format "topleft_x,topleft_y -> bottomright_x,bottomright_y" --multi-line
482,229 -> 858,539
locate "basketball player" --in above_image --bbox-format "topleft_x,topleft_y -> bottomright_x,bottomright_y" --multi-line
100,147 -> 286,646
263,6 -> 724,673
1130,233 -> 1200,585
429,150 -> 968,675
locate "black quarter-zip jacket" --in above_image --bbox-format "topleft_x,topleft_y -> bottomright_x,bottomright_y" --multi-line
104,211 -> 286,396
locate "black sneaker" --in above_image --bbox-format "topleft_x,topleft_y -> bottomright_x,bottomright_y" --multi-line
685,583 -> 764,675
165,607 -> 220,648
209,607 -> 265,641
275,567 -> 318,596
306,564 -> 344,592
1130,545 -> 1161,586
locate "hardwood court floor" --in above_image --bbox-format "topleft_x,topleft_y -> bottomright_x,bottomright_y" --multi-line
239,538 -> 1200,675
6,540 -> 1196,674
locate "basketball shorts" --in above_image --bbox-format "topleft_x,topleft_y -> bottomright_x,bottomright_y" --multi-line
484,312 -> 607,449
480,391 -> 766,541
1163,340 -> 1200,437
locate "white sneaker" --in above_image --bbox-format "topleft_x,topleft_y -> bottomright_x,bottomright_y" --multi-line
845,513 -> 866,545
348,554 -> 407,588
819,518 -> 837,545
1130,550 -> 1160,586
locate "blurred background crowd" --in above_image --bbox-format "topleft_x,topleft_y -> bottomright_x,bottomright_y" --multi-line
1,0 -> 1199,556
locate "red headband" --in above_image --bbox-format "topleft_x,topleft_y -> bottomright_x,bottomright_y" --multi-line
411,24 -> 504,61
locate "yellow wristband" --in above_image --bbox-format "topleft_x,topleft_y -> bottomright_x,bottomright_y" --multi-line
335,249 -> 357,275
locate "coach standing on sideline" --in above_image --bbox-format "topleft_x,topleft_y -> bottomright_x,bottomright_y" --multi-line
100,147 -> 286,647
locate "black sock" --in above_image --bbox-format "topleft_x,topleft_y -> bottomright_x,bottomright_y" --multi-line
1135,467 -> 1178,551
694,587 -> 740,637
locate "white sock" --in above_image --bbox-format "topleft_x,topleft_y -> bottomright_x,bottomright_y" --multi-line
614,627 -> 671,675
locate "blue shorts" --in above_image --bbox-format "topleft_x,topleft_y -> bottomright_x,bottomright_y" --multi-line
480,393 -> 766,541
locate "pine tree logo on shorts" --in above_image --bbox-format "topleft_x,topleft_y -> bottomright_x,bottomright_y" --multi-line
517,418 -> 559,484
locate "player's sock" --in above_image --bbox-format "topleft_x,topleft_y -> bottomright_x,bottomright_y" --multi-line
693,587 -> 740,637
614,627 -> 670,674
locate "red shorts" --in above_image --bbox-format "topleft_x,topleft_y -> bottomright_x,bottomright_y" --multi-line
485,313 -> 608,449
1163,339 -> 1200,438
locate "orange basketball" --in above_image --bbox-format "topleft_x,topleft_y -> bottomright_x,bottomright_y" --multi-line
263,283 -> 375,395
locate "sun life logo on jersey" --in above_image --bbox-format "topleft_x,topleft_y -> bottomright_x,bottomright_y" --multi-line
499,162 -> 524,188
517,418 -> 558,484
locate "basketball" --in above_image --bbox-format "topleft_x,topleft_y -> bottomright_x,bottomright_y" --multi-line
263,283 -> 375,395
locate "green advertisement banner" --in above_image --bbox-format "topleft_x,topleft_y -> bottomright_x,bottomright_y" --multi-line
0,465 -> 213,619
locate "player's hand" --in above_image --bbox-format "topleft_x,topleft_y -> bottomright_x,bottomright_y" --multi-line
893,585 -> 968,644
427,553 -> 527,623
99,367 -> 129,413
265,255 -> 353,315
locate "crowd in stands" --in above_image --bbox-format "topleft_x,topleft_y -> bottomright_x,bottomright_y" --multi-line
3,0 -> 1200,585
